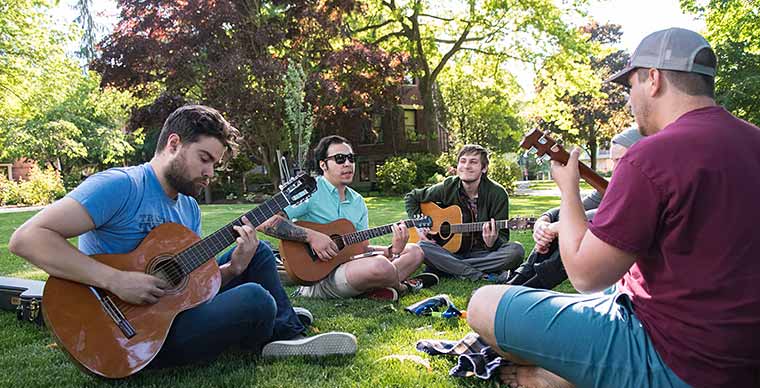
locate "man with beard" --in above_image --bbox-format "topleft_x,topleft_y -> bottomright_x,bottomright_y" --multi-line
466,28 -> 760,388
261,135 -> 436,301
9,105 -> 356,368
403,144 -> 525,282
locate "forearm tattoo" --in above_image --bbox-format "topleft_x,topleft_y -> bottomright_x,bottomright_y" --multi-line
261,217 -> 309,242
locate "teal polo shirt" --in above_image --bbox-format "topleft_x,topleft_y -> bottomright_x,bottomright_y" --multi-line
284,175 -> 368,231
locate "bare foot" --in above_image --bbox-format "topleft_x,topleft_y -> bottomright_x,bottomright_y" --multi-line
499,365 -> 574,388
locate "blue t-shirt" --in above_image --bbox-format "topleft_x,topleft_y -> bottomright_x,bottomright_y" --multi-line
68,163 -> 201,255
284,175 -> 368,231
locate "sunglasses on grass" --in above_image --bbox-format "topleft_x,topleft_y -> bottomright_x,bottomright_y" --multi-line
324,153 -> 355,164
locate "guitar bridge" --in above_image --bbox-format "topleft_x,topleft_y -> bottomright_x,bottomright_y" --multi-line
89,287 -> 136,339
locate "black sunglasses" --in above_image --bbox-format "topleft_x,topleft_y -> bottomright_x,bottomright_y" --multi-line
325,153 -> 355,164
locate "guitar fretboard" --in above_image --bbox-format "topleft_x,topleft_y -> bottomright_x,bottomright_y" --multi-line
174,193 -> 291,276
449,219 -> 530,234
340,219 -> 423,246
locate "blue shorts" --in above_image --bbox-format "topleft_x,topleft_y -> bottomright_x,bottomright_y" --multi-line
494,286 -> 692,388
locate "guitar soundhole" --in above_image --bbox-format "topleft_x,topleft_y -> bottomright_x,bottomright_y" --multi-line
149,256 -> 188,292
439,223 -> 451,239
332,235 -> 345,251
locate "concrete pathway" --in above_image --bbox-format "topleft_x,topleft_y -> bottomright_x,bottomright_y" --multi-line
0,205 -> 45,214
514,180 -> 595,197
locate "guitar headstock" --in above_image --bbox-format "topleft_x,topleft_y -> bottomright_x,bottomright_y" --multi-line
508,217 -> 537,231
519,129 -> 568,164
410,216 -> 433,229
280,173 -> 318,206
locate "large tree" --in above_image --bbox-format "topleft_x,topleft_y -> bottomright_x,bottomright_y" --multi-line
1,0 -> 139,183
681,0 -> 760,125
349,0 -> 590,146
0,0 -> 76,156
532,22 -> 631,170
439,54 -> 524,153
93,0 -> 407,185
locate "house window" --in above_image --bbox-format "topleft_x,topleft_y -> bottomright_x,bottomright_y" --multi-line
360,113 -> 383,145
404,109 -> 419,142
359,161 -> 370,182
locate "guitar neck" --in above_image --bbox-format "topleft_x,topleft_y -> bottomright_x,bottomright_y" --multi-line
449,219 -> 525,234
552,148 -> 609,194
340,219 -> 420,246
175,193 -> 291,275
520,129 -> 609,195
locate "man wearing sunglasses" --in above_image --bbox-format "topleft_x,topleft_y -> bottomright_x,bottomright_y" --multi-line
261,135 -> 437,301
404,144 -> 525,283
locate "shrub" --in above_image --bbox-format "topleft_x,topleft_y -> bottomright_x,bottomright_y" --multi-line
488,153 -> 521,195
0,175 -> 21,206
435,151 -> 458,173
405,152 -> 443,186
13,165 -> 66,206
376,157 -> 417,195
427,173 -> 446,185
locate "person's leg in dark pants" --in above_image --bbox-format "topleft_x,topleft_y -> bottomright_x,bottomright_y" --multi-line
150,282 -> 277,368
217,243 -> 305,341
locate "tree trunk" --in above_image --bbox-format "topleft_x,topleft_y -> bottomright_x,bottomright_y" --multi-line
588,137 -> 598,171
418,77 -> 439,151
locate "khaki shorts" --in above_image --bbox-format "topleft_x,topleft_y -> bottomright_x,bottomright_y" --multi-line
296,264 -> 362,299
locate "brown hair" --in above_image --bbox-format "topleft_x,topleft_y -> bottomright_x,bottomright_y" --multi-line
457,144 -> 490,171
156,105 -> 240,162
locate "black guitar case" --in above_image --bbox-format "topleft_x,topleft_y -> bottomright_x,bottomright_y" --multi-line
0,276 -> 45,326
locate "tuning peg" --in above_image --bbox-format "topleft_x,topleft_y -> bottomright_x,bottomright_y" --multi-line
541,154 -> 552,162
538,135 -> 548,145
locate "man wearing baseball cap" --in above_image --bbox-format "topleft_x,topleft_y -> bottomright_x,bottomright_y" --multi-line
466,28 -> 760,388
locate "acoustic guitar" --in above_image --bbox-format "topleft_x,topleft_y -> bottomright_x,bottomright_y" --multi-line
42,174 -> 317,379
280,216 -> 432,285
520,128 -> 609,195
408,202 -> 536,253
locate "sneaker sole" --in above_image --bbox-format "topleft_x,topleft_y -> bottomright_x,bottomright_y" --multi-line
261,332 -> 358,358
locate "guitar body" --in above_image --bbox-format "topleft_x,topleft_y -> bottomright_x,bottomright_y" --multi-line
408,202 -> 463,253
279,219 -> 369,285
42,223 -> 221,379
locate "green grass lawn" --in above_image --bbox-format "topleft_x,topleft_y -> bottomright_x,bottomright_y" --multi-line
0,196 -> 572,387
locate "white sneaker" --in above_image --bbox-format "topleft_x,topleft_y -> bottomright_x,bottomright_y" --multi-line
261,332 -> 357,358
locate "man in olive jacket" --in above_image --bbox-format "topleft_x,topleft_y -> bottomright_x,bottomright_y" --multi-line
404,145 -> 524,282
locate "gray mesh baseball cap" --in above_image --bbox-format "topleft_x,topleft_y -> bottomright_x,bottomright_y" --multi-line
606,28 -> 716,86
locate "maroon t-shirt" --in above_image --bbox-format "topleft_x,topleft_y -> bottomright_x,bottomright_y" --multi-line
589,106 -> 760,387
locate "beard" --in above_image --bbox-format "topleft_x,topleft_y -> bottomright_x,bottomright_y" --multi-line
165,153 -> 202,197
632,98 -> 654,136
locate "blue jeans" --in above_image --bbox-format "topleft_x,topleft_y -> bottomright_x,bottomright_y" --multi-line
150,242 -> 304,368
493,286 -> 692,388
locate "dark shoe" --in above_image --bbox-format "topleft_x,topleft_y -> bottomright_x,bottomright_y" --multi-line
505,264 -> 534,285
292,307 -> 313,327
261,332 -> 357,358
408,272 -> 440,289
